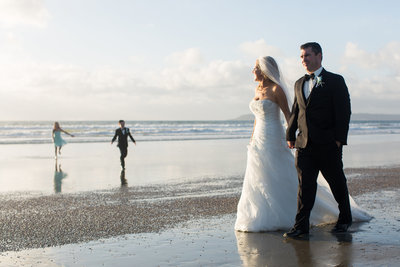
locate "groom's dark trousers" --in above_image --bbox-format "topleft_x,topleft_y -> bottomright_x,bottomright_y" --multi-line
294,142 -> 352,230
286,68 -> 352,231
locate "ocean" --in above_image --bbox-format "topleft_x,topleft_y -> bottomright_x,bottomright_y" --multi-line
0,120 -> 400,145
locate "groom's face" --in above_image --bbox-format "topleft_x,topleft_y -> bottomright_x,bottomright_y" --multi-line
301,47 -> 322,73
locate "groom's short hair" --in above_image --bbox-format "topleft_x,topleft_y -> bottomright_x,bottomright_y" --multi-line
301,42 -> 322,57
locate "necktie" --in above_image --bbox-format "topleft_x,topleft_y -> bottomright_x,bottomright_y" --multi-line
304,73 -> 315,81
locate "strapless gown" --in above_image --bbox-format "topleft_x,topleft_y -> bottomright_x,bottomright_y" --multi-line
235,99 -> 371,232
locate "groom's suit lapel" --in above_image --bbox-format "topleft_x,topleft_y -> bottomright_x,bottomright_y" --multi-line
303,68 -> 327,106
297,77 -> 308,108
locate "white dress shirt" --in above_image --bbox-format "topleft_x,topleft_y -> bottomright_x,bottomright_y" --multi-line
303,66 -> 323,99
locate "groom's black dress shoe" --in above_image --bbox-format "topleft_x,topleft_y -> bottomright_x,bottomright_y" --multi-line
283,228 -> 309,238
331,222 -> 352,233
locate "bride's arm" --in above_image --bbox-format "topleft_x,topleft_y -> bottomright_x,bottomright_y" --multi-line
251,87 -> 260,142
274,86 -> 291,124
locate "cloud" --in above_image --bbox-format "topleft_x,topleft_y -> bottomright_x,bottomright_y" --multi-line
239,39 -> 284,59
0,46 -> 256,120
0,51 -> 250,100
160,59 -> 249,94
342,42 -> 400,101
343,42 -> 400,70
0,43 -> 300,120
0,42 -> 297,102
164,48 -> 205,67
7,41 -> 399,120
0,0 -> 50,28
340,42 -> 400,114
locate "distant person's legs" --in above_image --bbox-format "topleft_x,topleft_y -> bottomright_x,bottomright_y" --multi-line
119,146 -> 128,169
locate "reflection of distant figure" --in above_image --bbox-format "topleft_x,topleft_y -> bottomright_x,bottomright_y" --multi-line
111,120 -> 136,169
120,169 -> 128,186
54,161 -> 67,193
52,122 -> 74,158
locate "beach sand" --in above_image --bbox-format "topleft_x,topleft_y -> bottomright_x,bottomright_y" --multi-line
0,135 -> 399,266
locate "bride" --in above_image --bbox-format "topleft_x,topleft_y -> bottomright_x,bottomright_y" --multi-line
235,56 -> 371,232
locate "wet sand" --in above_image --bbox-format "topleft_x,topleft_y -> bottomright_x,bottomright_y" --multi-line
0,166 -> 399,266
0,136 -> 400,266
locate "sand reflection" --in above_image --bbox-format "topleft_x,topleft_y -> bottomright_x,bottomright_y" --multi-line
120,169 -> 128,186
54,160 -> 67,193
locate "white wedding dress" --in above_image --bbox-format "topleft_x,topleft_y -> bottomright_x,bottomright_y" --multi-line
235,99 -> 371,232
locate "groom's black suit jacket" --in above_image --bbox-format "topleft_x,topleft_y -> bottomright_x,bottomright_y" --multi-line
112,127 -> 135,148
286,68 -> 351,148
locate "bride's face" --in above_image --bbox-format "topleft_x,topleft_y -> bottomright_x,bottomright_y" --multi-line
252,61 -> 263,82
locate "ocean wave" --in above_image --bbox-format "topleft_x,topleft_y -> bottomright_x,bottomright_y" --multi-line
0,135 -> 250,145
0,120 -> 399,145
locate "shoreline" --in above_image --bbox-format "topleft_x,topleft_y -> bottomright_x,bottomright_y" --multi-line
0,165 -> 399,253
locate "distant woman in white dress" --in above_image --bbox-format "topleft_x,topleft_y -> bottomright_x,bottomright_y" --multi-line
235,56 -> 371,232
52,122 -> 74,158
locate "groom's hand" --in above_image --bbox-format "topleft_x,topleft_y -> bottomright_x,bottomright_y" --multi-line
287,141 -> 295,149
335,141 -> 341,147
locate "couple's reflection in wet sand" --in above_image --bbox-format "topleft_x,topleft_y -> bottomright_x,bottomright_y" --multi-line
54,159 -> 67,193
235,227 -> 353,267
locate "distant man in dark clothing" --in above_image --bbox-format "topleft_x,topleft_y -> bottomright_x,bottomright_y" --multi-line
111,120 -> 136,169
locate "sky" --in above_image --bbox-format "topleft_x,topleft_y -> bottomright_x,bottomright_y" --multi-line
0,0 -> 399,121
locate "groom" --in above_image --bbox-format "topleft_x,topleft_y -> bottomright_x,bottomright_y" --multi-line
111,120 -> 136,170
284,42 -> 352,237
